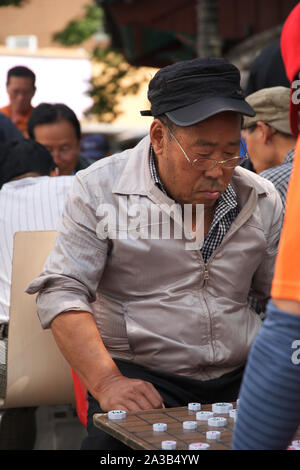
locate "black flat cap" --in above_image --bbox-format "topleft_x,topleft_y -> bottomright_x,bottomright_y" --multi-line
140,57 -> 255,126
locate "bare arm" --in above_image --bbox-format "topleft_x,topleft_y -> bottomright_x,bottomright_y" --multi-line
273,298 -> 300,315
51,311 -> 164,412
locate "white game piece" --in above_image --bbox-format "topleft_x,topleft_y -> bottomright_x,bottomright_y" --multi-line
108,410 -> 126,420
161,440 -> 177,450
208,417 -> 227,427
153,423 -> 167,432
206,430 -> 221,440
188,402 -> 201,411
212,403 -> 233,414
292,440 -> 300,447
229,409 -> 237,420
236,399 -> 240,408
189,442 -> 210,450
183,420 -> 198,430
196,411 -> 214,421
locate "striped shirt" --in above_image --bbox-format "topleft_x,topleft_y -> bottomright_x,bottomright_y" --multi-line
149,145 -> 239,263
260,148 -> 294,208
0,175 -> 73,323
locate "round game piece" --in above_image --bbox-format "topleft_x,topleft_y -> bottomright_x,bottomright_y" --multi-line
208,417 -> 227,427
229,409 -> 237,420
188,402 -> 201,411
292,440 -> 300,447
212,403 -> 233,414
206,430 -> 221,440
183,420 -> 198,430
196,411 -> 214,421
189,442 -> 210,450
161,440 -> 177,450
153,423 -> 167,432
108,410 -> 126,420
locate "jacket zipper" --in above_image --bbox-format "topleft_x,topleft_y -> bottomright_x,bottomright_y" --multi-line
199,183 -> 259,365
203,263 -> 209,284
200,260 -> 215,363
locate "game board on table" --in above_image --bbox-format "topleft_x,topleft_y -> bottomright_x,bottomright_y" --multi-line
93,402 -> 300,450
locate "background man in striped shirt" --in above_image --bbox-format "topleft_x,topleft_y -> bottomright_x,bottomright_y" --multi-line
0,139 -> 73,449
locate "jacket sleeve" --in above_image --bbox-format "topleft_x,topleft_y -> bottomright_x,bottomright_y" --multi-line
249,187 -> 284,307
26,172 -> 109,329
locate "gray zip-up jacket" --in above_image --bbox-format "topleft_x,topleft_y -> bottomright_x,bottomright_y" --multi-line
26,136 -> 283,381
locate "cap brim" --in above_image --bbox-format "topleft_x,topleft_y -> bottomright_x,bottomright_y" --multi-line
165,97 -> 255,127
140,110 -> 152,116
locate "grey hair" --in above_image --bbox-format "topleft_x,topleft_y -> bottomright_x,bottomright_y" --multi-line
153,114 -> 177,139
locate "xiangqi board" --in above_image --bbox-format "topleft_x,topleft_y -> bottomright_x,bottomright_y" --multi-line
93,403 -> 300,450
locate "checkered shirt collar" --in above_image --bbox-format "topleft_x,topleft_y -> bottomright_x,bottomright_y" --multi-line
149,145 -> 166,194
283,148 -> 295,164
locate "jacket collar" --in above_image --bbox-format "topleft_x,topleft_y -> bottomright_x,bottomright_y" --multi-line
112,135 -> 151,196
112,135 -> 174,206
231,166 -> 269,204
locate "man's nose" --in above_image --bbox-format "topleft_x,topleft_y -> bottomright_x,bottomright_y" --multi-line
51,149 -> 61,163
204,161 -> 224,178
16,94 -> 25,103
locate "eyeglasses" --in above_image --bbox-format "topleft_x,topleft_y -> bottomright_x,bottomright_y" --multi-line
167,127 -> 248,171
46,146 -> 77,157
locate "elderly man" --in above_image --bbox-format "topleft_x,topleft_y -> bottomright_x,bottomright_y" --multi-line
26,58 -> 283,450
242,86 -> 297,208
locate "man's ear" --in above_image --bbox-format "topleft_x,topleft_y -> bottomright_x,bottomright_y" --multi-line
150,119 -> 167,157
50,167 -> 60,177
256,121 -> 273,144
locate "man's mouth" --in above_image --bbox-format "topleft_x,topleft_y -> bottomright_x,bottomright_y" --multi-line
196,190 -> 221,199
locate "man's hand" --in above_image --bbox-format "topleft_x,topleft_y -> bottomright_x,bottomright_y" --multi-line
96,372 -> 164,412
50,311 -> 164,412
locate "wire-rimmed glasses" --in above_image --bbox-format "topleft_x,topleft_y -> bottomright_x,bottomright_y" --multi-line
167,127 -> 248,171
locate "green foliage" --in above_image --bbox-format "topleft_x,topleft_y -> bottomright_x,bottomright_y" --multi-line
87,47 -> 146,122
53,2 -> 146,123
0,0 -> 26,6
53,4 -> 103,46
